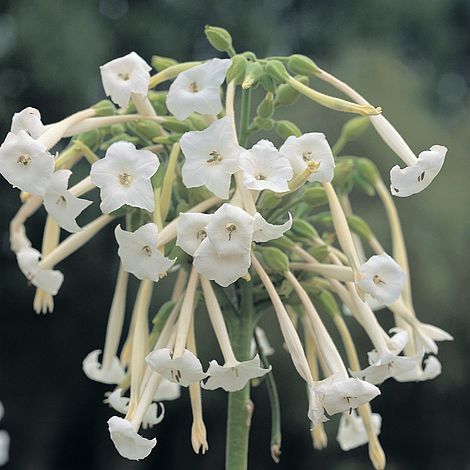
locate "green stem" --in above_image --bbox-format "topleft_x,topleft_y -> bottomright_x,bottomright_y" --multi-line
226,281 -> 254,470
238,89 -> 251,147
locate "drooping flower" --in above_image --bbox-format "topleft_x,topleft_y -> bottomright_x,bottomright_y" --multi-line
176,212 -> 212,256
252,212 -> 292,243
154,378 -> 181,402
115,224 -> 175,282
100,52 -> 152,108
43,170 -> 92,233
0,402 -> 9,467
90,141 -> 159,214
11,107 -> 46,139
390,145 -> 447,197
0,131 -> 54,195
279,132 -> 335,183
16,247 -> 64,295
239,139 -> 293,192
202,355 -> 271,392
394,355 -> 442,382
107,416 -> 156,460
337,411 -> 382,451
82,349 -> 125,385
145,348 -> 208,387
357,253 -> 405,305
180,117 -> 242,199
166,58 -> 232,120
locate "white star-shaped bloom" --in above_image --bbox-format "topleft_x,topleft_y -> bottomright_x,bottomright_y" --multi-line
337,411 -> 382,451
44,170 -> 92,233
82,349 -> 125,385
180,117 -> 242,198
279,132 -> 335,183
17,247 -> 64,295
252,212 -> 292,242
0,131 -> 54,195
166,58 -> 232,120
145,348 -> 208,387
115,224 -> 175,282
239,139 -> 293,192
176,212 -> 212,256
90,141 -> 159,214
11,107 -> 46,139
107,416 -> 156,460
100,52 -> 151,108
202,355 -> 271,392
357,253 -> 405,306
390,145 -> 447,197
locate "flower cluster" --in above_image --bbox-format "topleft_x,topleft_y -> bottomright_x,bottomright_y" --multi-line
1,26 -> 451,470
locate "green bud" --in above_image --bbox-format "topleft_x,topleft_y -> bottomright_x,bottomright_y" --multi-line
301,279 -> 323,297
347,214 -> 373,241
341,116 -> 370,141
72,129 -> 102,149
253,116 -> 274,130
354,173 -> 376,196
275,120 -> 302,139
287,54 -> 320,76
332,158 -> 355,189
316,290 -> 341,318
267,236 -> 295,250
311,211 -> 333,229
303,186 -> 328,207
274,75 -> 309,107
187,114 -> 209,131
279,279 -> 294,298
151,55 -> 178,72
259,247 -> 290,274
265,60 -> 290,83
129,120 -> 162,140
241,51 -> 257,62
259,71 -> 277,93
307,245 -> 330,262
148,91 -> 168,115
110,124 -> 126,136
242,61 -> 264,89
291,219 -> 318,239
160,117 -> 193,133
100,133 -> 140,150
226,55 -> 247,85
153,134 -> 182,145
257,92 -> 274,118
259,191 -> 281,210
204,25 -> 233,53
92,100 -> 116,116
355,158 -> 381,186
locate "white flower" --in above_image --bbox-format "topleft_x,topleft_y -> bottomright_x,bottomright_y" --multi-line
397,320 -> 453,355
82,349 -> 125,384
279,132 -> 335,183
308,385 -> 329,427
337,411 -> 382,451
166,58 -> 232,120
180,117 -> 242,199
106,389 -> 165,429
202,355 -> 271,392
100,52 -> 151,108
193,238 -> 251,287
176,212 -> 212,256
252,212 -> 292,243
0,402 -> 9,467
154,378 -> 181,401
43,170 -> 92,233
251,327 -> 275,357
91,141 -> 159,214
17,247 -> 63,295
115,224 -> 175,282
107,416 -> 156,460
394,355 -> 442,382
357,253 -> 405,305
390,145 -> 447,197
145,348 -> 208,387
206,203 -> 254,256
11,107 -> 46,139
0,131 -> 54,195
239,140 -> 293,192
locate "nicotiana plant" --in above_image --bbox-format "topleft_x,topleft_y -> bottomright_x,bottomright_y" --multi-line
0,26 -> 452,469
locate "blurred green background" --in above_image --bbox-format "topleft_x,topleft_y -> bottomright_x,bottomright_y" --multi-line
0,0 -> 469,469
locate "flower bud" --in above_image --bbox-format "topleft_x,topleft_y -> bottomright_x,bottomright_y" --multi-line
315,290 -> 341,318
274,75 -> 309,107
354,174 -> 376,196
259,191 -> 281,210
265,60 -> 290,83
275,120 -> 302,139
72,129 -> 102,149
204,25 -> 233,53
253,116 -> 274,130
259,71 -> 277,93
242,51 -> 257,62
92,99 -> 116,116
161,117 -> 193,133
226,54 -> 247,85
341,116 -> 370,141
257,92 -> 274,118
259,247 -> 290,274
291,219 -> 318,239
311,211 -> 333,229
187,114 -> 209,131
332,158 -> 355,190
242,61 -> 264,89
268,236 -> 295,250
129,120 -> 162,140
347,214 -> 373,241
301,279 -> 323,297
148,91 -> 168,115
303,186 -> 328,207
355,158 -> 381,186
153,133 -> 182,145
287,54 -> 320,76
151,55 -> 178,72
307,245 -> 330,262
110,124 -> 126,136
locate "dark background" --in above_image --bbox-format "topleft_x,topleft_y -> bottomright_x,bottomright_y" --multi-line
0,1 -> 469,469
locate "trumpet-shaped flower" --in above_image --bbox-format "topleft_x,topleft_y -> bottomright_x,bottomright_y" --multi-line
166,58 -> 232,120
357,253 -> 405,305
11,107 -> 46,139
394,355 -> 442,382
180,117 -> 242,199
100,52 -> 151,108
146,348 -> 208,387
0,402 -> 9,467
17,247 -> 63,295
337,411 -> 382,451
390,145 -> 447,197
44,170 -> 92,233
0,131 -> 54,195
239,140 -> 293,192
91,141 -> 159,214
115,224 -> 175,282
206,203 -> 254,256
252,212 -> 292,243
176,212 -> 212,256
202,355 -> 271,392
82,349 -> 125,385
279,132 -> 335,183
193,238 -> 251,287
107,416 -> 156,460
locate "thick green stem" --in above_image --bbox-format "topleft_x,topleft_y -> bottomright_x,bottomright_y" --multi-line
225,282 -> 254,470
238,89 -> 251,147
